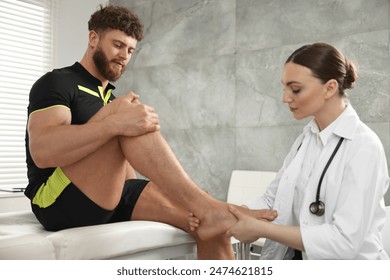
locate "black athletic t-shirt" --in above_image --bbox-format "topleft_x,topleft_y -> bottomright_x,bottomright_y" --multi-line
25,62 -> 116,199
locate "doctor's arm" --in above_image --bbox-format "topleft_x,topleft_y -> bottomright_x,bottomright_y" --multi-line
226,206 -> 304,252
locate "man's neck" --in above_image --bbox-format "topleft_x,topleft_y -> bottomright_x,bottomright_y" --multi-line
79,55 -> 109,91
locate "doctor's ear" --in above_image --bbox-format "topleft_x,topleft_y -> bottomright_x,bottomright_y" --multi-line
324,79 -> 339,99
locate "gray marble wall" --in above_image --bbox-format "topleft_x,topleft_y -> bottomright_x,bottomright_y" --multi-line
111,0 -> 390,205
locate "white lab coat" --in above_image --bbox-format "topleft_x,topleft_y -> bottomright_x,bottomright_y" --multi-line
247,105 -> 389,259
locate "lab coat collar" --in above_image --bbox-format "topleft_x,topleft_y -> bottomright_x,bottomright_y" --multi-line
303,104 -> 359,145
333,104 -> 360,140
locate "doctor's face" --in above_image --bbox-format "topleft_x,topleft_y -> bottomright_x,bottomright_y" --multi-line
281,62 -> 328,120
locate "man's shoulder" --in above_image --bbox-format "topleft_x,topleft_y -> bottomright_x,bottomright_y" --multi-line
33,63 -> 82,89
49,63 -> 82,79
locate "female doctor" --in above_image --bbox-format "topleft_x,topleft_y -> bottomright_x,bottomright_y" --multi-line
190,43 -> 389,259
225,43 -> 390,259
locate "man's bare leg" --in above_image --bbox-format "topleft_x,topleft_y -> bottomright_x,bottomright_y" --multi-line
61,99 -> 236,240
118,132 -> 237,240
131,182 -> 234,260
61,134 -> 234,258
61,133 -> 235,241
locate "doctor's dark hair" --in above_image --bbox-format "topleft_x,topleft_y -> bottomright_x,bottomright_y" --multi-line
285,43 -> 358,96
88,4 -> 144,41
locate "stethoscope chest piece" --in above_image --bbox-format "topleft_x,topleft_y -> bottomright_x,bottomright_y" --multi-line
309,201 -> 325,216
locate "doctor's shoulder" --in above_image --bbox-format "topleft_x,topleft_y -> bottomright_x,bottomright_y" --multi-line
346,121 -> 387,163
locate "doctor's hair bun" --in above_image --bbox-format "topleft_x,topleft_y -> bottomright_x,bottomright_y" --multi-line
342,59 -> 358,91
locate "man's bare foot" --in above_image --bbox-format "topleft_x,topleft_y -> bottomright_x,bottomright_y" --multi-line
236,206 -> 278,221
188,205 -> 278,234
194,200 -> 237,241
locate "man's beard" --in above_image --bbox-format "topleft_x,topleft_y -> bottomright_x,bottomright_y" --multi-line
93,46 -> 126,82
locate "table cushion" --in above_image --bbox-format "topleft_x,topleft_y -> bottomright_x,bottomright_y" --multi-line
0,211 -> 195,260
47,220 -> 195,259
0,211 -> 55,259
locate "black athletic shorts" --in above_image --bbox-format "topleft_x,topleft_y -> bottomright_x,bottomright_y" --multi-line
31,168 -> 148,231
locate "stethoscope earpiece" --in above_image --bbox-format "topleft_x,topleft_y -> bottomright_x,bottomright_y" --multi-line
309,201 -> 325,216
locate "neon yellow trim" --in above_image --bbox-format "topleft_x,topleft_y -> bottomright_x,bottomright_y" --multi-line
78,85 -> 100,97
79,85 -> 111,105
98,86 -> 112,105
105,89 -> 112,105
29,105 -> 70,116
32,167 -> 71,208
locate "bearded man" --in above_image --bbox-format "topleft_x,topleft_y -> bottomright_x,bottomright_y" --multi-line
25,5 -> 276,260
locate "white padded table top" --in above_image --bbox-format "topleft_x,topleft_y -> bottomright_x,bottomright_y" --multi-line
0,211 -> 55,259
0,211 -> 195,260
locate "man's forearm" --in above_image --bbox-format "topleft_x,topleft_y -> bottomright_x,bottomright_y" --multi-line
29,116 -> 116,168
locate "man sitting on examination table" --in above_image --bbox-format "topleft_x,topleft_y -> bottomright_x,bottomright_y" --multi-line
24,4 -> 276,260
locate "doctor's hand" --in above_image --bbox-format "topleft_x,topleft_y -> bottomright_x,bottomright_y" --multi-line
188,213 -> 200,232
226,206 -> 265,244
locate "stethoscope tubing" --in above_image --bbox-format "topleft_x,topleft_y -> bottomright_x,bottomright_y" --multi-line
315,137 -> 344,202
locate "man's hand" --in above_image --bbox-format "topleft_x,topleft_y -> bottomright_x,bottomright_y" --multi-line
126,91 -> 140,103
105,92 -> 160,137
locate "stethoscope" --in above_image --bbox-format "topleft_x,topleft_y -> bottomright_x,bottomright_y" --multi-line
309,137 -> 344,216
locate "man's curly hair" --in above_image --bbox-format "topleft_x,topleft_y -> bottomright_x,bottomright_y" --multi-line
88,4 -> 144,41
